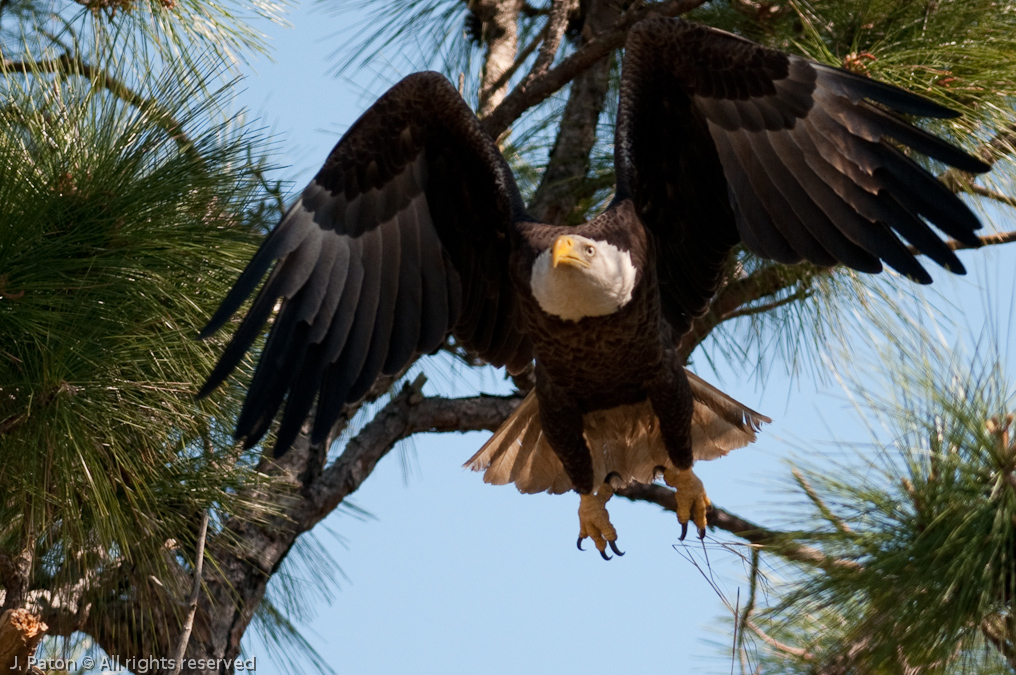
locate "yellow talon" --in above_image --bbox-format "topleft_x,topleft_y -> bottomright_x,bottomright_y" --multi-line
577,484 -> 620,559
663,467 -> 711,539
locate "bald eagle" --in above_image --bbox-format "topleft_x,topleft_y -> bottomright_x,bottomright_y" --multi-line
199,17 -> 989,558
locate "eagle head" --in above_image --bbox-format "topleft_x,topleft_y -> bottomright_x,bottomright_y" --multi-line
530,234 -> 637,322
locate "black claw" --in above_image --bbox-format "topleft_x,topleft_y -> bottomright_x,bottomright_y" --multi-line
679,521 -> 689,541
600,549 -> 612,561
698,526 -> 707,540
577,537 -> 585,551
608,540 -> 625,557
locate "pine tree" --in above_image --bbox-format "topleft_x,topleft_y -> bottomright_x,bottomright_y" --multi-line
2,0 -> 1016,673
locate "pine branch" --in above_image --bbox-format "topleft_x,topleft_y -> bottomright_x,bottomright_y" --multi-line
2,53 -> 192,151
792,468 -> 853,535
678,228 -> 1016,361
940,122 -> 1016,190
481,0 -> 709,137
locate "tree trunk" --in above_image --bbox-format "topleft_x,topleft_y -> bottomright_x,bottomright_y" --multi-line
0,609 -> 46,673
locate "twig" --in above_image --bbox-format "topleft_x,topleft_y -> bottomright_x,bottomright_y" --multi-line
616,482 -> 862,571
738,547 -> 760,655
792,468 -> 852,534
967,185 -> 1016,209
905,228 -> 1016,254
678,263 -> 818,361
169,510 -> 209,675
744,617 -> 811,659
721,289 -> 813,322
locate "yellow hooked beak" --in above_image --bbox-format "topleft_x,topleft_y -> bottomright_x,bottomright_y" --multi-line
552,236 -> 589,269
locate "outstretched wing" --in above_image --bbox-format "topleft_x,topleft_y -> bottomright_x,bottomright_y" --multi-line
198,72 -> 533,455
615,17 -> 990,336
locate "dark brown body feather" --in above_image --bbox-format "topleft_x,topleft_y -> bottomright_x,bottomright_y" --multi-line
513,200 -> 660,405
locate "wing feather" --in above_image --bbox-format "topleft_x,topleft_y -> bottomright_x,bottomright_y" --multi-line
616,17 -> 989,335
200,73 -> 534,455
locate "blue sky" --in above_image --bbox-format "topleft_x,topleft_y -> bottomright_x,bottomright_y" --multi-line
229,4 -> 1016,673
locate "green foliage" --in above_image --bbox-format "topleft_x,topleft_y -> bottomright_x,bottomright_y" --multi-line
0,45 -> 274,627
0,0 -> 286,68
741,337 -> 1016,673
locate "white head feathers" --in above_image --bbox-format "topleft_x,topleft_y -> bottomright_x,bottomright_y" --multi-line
530,234 -> 638,322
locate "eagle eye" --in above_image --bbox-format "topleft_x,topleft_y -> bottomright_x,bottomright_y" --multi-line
585,245 -> 596,257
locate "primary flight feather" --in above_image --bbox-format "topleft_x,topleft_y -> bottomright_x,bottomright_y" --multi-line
200,17 -> 989,557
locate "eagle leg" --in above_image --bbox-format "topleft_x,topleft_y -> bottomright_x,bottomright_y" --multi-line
577,483 -> 622,560
663,467 -> 710,540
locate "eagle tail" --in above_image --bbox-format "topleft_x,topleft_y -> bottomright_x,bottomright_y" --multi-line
464,369 -> 771,494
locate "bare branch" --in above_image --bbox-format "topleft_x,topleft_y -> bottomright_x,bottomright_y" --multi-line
720,288 -> 813,322
482,0 -> 709,137
169,511 -> 208,675
301,383 -> 524,527
966,184 -> 1016,209
521,0 -> 577,87
616,483 -> 862,571
744,617 -> 811,659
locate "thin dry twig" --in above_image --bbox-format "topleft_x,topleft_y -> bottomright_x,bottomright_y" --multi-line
169,510 -> 209,675
721,289 -> 813,322
792,468 -> 852,534
617,482 -> 862,571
